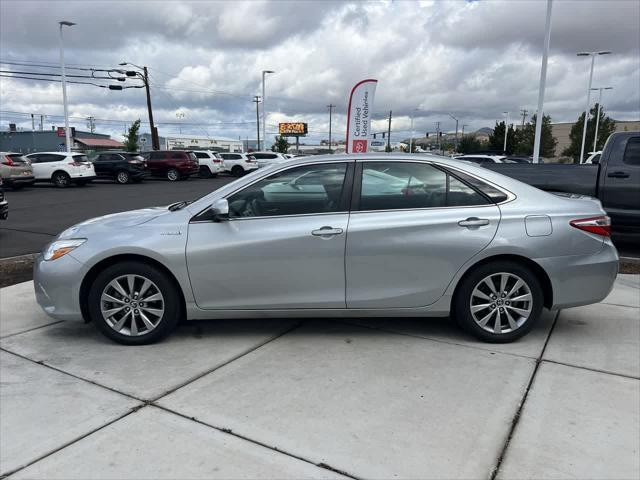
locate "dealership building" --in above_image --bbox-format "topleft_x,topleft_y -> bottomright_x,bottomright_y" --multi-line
137,133 -> 243,152
0,127 -> 123,153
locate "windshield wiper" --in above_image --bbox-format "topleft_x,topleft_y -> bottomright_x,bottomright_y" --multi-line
168,200 -> 192,211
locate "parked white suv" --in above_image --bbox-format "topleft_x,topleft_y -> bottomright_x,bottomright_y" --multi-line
453,154 -> 507,165
250,151 -> 288,168
26,152 -> 96,187
192,150 -> 223,178
219,152 -> 258,177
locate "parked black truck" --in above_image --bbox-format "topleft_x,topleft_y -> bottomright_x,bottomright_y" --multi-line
483,131 -> 640,232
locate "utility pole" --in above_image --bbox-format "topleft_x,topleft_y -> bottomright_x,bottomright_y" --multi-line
253,95 -> 261,151
31,113 -> 35,131
327,104 -> 335,153
503,112 -> 509,154
449,114 -> 459,152
520,109 -> 529,128
462,124 -> 468,137
142,66 -> 159,150
435,121 -> 441,154
86,116 -> 95,133
39,114 -> 44,131
387,110 -> 392,151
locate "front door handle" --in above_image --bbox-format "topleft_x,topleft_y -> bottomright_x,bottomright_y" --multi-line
311,226 -> 344,237
458,217 -> 490,227
607,171 -> 630,178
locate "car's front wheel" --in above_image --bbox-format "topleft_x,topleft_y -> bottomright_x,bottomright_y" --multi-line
52,171 -> 71,188
87,262 -> 181,345
231,165 -> 244,177
454,261 -> 543,343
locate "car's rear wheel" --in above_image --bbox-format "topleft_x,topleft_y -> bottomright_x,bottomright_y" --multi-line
116,170 -> 130,184
87,262 -> 181,345
231,165 -> 244,177
166,168 -> 180,181
454,261 -> 543,343
199,166 -> 212,178
52,171 -> 70,188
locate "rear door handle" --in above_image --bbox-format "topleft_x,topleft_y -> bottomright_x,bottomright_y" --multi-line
311,226 -> 344,237
607,171 -> 630,178
458,217 -> 490,227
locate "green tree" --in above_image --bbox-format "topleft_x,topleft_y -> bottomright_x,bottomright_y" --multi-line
271,136 -> 289,153
513,114 -> 557,158
488,121 -> 518,154
458,135 -> 483,154
562,104 -> 616,162
123,119 -> 141,152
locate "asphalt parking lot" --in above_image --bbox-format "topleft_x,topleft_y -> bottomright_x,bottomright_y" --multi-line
0,176 -> 236,258
0,275 -> 638,478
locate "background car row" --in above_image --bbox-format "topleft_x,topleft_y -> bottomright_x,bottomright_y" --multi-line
0,149 -> 291,190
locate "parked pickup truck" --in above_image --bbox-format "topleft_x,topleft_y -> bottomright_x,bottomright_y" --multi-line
483,131 -> 640,232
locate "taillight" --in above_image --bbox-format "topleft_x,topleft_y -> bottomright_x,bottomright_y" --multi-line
213,159 -> 221,163
2,155 -> 14,166
246,156 -> 255,163
570,215 -> 611,237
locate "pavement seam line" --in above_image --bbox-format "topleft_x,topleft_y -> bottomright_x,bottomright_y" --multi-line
489,309 -> 561,480
153,403 -> 362,480
0,320 -> 65,339
0,227 -> 56,236
149,320 -> 305,403
541,358 -> 640,380
0,347 -> 145,402
0,403 -> 146,479
334,317 -> 539,360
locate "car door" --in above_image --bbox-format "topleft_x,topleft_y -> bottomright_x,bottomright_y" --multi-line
41,154 -> 66,180
600,134 -> 640,228
147,152 -> 166,174
186,161 -> 354,309
92,154 -> 110,177
345,160 -> 501,308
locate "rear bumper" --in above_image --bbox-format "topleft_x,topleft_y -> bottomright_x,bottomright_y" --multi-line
3,175 -> 35,186
72,175 -> 96,183
537,242 -> 619,309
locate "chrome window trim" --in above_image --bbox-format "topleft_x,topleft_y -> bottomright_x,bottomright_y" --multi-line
190,210 -> 349,224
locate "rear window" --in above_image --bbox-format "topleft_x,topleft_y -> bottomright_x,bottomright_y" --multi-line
6,154 -> 26,164
221,154 -> 240,160
193,152 -> 208,159
72,155 -> 90,163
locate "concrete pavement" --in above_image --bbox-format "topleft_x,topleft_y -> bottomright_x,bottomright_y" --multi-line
1,275 -> 638,479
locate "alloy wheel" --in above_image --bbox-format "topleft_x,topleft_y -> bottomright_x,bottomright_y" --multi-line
469,272 -> 533,334
117,171 -> 130,184
167,169 -> 179,181
100,274 -> 165,336
54,173 -> 69,187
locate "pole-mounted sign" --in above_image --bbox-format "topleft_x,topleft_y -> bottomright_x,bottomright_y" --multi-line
345,79 -> 377,153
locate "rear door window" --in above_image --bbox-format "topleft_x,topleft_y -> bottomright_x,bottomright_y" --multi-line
194,152 -> 208,159
170,152 -> 184,159
150,152 -> 166,160
358,162 -> 490,211
623,137 -> 640,165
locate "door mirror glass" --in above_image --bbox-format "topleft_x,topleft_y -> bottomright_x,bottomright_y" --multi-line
211,198 -> 229,221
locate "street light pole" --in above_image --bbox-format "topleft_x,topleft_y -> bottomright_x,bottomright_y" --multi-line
503,112 -> 509,153
591,86 -> 613,153
58,20 -> 75,154
261,70 -> 274,151
577,51 -> 612,162
327,104 -> 335,153
409,110 -> 415,153
533,0 -> 553,164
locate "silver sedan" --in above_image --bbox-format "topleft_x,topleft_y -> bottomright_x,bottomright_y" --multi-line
33,154 -> 618,345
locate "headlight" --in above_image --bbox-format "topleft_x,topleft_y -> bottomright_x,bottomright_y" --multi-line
44,239 -> 86,261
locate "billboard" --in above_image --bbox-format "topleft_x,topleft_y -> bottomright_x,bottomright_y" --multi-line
279,123 -> 308,135
345,79 -> 377,153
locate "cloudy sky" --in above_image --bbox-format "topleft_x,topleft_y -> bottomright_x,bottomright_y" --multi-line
1,0 -> 638,144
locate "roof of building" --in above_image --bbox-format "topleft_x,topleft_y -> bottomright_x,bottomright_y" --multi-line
75,137 -> 123,148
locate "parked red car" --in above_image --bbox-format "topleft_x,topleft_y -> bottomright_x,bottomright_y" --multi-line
142,150 -> 200,181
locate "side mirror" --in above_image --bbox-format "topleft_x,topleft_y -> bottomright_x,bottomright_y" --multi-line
211,198 -> 229,222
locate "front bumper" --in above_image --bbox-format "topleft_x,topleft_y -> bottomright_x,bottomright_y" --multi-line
33,252 -> 88,321
537,241 -> 619,310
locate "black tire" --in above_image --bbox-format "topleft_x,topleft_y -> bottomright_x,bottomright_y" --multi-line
166,168 -> 180,181
231,165 -> 244,177
115,170 -> 131,184
454,260 -> 543,343
87,261 -> 181,345
52,171 -> 71,188
199,166 -> 212,178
